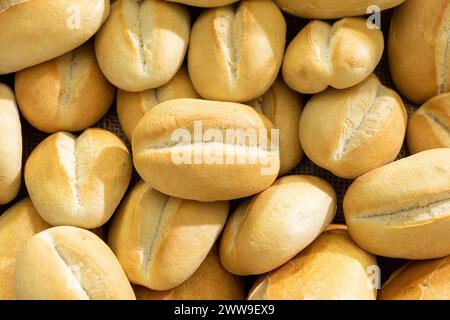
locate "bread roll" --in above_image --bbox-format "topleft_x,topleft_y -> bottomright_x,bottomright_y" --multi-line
24,128 -> 132,229
246,79 -> 304,175
165,0 -> 239,7
188,0 -> 286,102
117,66 -> 200,140
407,93 -> 450,154
0,0 -> 110,74
108,180 -> 229,290
15,42 -> 115,133
0,83 -> 22,204
283,18 -> 384,94
248,226 -> 378,300
0,198 -> 50,300
220,175 -> 336,275
389,0 -> 450,104
274,0 -> 406,19
132,98 -> 280,202
299,74 -> 407,179
95,0 -> 190,92
344,148 -> 450,260
133,248 -> 245,300
14,226 -> 135,300
379,256 -> 450,300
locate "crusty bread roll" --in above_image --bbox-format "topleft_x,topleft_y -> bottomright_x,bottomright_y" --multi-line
0,198 -> 50,300
407,93 -> 450,154
108,180 -> 229,290
14,226 -> 135,300
133,248 -> 245,300
24,128 -> 132,229
299,74 -> 407,179
165,0 -> 239,7
274,0 -> 406,19
0,83 -> 22,204
389,0 -> 450,104
379,256 -> 450,300
188,0 -> 286,102
283,18 -> 384,94
0,0 -> 110,74
248,225 -> 378,300
220,175 -> 336,275
117,66 -> 200,141
246,79 -> 304,175
95,0 -> 190,92
132,98 -> 280,202
344,148 -> 450,260
15,42 -> 115,133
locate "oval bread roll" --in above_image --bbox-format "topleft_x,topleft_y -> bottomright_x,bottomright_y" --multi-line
95,0 -> 190,92
0,0 -> 110,74
0,83 -> 22,204
188,0 -> 286,102
247,226 -> 378,300
220,175 -> 336,275
15,42 -> 115,133
299,74 -> 407,179
14,226 -> 135,300
164,0 -> 239,7
25,128 -> 132,229
344,148 -> 450,260
108,180 -> 229,290
132,98 -> 280,202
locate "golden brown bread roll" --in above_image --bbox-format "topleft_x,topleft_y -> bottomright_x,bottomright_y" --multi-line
165,0 -> 239,7
247,226 -> 378,300
379,256 -> 450,300
389,0 -> 450,104
220,175 -> 336,275
0,83 -> 22,204
117,66 -> 200,141
299,74 -> 407,179
15,42 -> 115,133
282,18 -> 384,94
14,226 -> 135,300
24,128 -> 132,229
344,148 -> 450,260
133,248 -> 245,300
407,93 -> 450,154
188,0 -> 286,102
95,0 -> 190,92
132,98 -> 280,202
0,0 -> 110,74
0,198 -> 50,300
108,180 -> 229,290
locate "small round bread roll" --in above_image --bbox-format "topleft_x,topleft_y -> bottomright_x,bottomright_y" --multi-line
133,248 -> 245,300
165,0 -> 239,7
299,74 -> 407,179
389,0 -> 450,104
379,256 -> 450,300
95,0 -> 190,92
132,98 -> 280,202
15,43 -> 115,133
24,128 -> 132,229
344,148 -> 450,260
220,175 -> 336,275
274,0 -> 406,19
14,226 -> 135,300
246,79 -> 304,175
0,83 -> 22,204
248,225 -> 378,300
0,0 -> 110,74
108,180 -> 229,290
117,66 -> 200,140
188,0 -> 286,102
283,18 -> 384,94
0,198 -> 50,300
407,93 -> 450,154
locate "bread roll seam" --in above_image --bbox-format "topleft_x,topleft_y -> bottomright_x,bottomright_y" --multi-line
424,112 -> 450,135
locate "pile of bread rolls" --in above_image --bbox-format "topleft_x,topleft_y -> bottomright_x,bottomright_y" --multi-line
0,0 -> 449,301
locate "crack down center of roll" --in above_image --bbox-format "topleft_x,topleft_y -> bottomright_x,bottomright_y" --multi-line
424,111 -> 450,136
